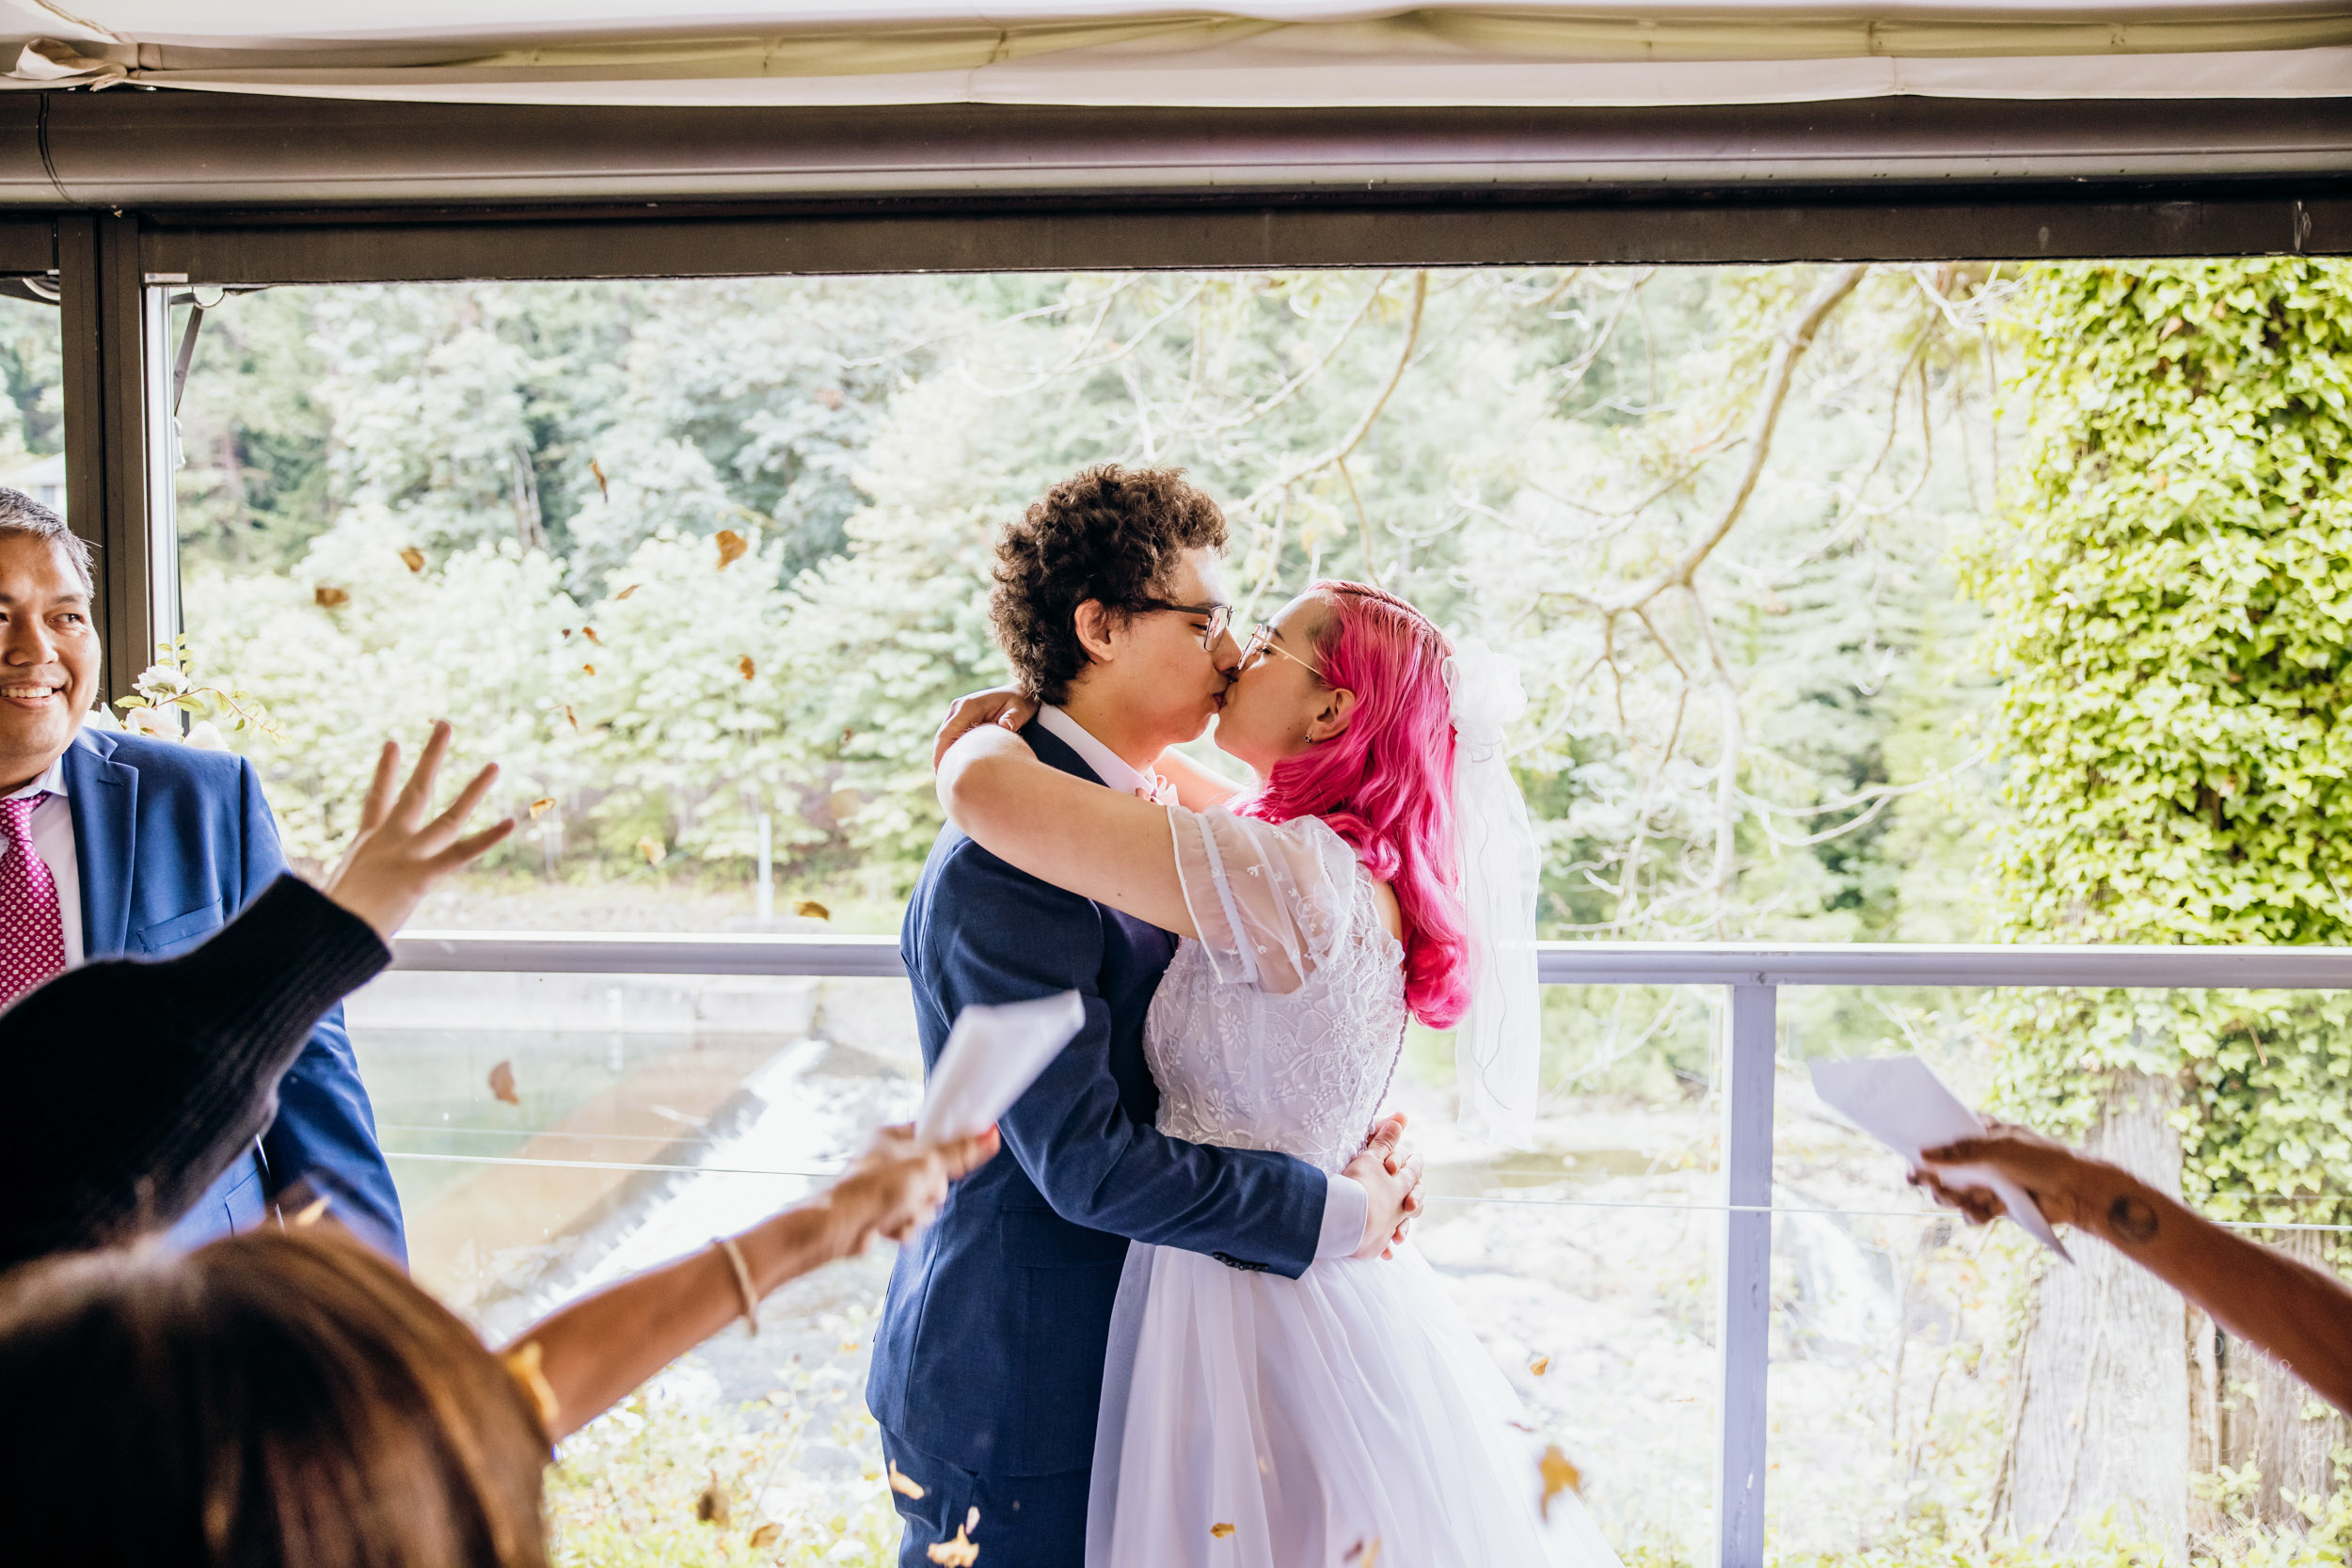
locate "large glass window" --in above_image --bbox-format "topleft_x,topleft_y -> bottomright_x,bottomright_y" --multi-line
161,261 -> 2352,1565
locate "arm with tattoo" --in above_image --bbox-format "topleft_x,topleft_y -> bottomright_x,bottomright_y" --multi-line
1918,1123 -> 2352,1418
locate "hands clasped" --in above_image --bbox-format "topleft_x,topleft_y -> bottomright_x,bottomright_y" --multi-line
1347,1113 -> 1425,1260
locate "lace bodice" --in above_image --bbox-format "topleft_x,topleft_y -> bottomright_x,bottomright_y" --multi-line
1144,808 -> 1409,1175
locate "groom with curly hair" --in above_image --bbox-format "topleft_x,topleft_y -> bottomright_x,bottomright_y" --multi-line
868,465 -> 1418,1568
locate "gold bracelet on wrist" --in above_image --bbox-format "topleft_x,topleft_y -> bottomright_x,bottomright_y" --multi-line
714,1235 -> 761,1338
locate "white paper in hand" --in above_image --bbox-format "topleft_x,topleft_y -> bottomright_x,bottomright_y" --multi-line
1809,1055 -> 2073,1261
916,991 -> 1086,1146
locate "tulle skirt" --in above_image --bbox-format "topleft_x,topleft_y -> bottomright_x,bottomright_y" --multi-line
1086,1240 -> 1623,1568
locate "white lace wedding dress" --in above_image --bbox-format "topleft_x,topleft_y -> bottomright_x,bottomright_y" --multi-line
1085,807 -> 1623,1568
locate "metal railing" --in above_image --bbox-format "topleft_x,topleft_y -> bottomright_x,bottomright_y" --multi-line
389,930 -> 2352,1568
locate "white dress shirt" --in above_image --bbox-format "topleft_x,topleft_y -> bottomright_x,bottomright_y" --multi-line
1036,705 -> 1371,1260
3,734 -> 85,968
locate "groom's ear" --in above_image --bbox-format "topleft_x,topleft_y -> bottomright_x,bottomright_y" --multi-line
1073,598 -> 1121,663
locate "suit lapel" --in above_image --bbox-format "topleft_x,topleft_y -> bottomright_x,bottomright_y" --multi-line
62,731 -> 136,957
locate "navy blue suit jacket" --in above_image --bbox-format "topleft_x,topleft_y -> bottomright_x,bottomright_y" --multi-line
867,720 -> 1328,1479
60,728 -> 405,1260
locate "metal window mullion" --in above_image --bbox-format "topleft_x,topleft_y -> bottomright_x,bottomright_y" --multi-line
57,212 -> 168,704
1715,982 -> 1776,1568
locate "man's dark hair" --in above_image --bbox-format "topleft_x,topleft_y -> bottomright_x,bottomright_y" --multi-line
0,486 -> 92,594
990,465 -> 1228,705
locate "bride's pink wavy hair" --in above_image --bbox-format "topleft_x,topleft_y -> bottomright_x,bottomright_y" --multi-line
1234,580 -> 1471,1029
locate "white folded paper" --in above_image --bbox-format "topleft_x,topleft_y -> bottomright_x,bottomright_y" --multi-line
1809,1055 -> 2073,1261
915,990 -> 1087,1146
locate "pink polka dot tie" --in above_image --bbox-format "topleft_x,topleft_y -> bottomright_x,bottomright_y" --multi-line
0,794 -> 65,1010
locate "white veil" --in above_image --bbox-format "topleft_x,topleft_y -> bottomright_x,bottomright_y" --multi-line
1444,637 -> 1542,1146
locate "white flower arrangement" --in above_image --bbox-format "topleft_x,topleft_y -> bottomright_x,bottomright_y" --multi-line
111,635 -> 276,745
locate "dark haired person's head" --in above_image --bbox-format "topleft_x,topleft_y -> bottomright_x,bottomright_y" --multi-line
990,465 -> 1239,746
0,1227 -> 550,1568
0,484 -> 100,796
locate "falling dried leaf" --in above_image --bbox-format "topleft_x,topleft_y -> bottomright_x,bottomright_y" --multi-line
313,584 -> 350,608
715,529 -> 748,570
589,457 -> 609,499
1344,1539 -> 1382,1567
748,1523 -> 782,1549
1211,1522 -> 1236,1540
738,654 -> 755,681
1530,1354 -> 1550,1377
529,798 -> 556,819
397,546 -> 425,573
925,1527 -> 977,1567
886,1461 -> 926,1500
563,705 -> 579,732
615,582 -> 641,600
580,626 -> 602,645
1538,1445 -> 1582,1519
793,899 -> 830,921
581,663 -> 596,676
814,386 -> 843,410
637,835 -> 667,867
488,1060 -> 520,1105
695,1471 -> 730,1526
561,627 -> 573,640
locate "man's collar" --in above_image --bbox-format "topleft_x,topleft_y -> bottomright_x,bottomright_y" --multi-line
1,730 -> 84,800
1036,705 -> 1152,796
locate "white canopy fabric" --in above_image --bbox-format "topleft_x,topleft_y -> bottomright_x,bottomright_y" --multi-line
1,2 -> 2345,106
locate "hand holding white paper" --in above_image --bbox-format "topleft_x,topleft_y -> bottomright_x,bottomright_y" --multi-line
915,990 -> 1086,1146
1809,1055 -> 2074,1262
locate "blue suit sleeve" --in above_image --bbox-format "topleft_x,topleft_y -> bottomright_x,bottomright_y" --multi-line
233,759 -> 408,1263
932,843 -> 1327,1277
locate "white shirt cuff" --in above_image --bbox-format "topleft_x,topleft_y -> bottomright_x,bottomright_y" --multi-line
1316,1172 -> 1370,1259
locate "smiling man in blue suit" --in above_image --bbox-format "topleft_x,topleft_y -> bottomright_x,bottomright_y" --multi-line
0,491 -> 403,1259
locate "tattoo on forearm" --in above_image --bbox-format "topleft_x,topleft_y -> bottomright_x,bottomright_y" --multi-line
2108,1195 -> 2159,1245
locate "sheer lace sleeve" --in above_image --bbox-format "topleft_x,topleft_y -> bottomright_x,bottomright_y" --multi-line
1169,807 -> 1360,994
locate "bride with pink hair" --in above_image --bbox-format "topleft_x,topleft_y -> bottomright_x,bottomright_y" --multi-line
935,579 -> 1617,1568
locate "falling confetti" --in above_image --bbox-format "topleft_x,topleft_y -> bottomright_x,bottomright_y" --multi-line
1530,1354 -> 1550,1377
638,835 -> 667,867
313,585 -> 350,608
1211,1523 -> 1236,1540
716,529 -> 748,569
580,626 -> 603,645
1344,1539 -> 1382,1567
738,654 -> 755,680
925,1527 -> 977,1566
563,705 -> 579,731
694,1471 -> 730,1526
488,1060 -> 520,1105
397,546 -> 425,573
793,899 -> 830,920
529,798 -> 556,819
748,1523 -> 782,1549
615,582 -> 641,599
589,457 -> 609,499
1538,1445 -> 1582,1520
887,1461 -> 926,1500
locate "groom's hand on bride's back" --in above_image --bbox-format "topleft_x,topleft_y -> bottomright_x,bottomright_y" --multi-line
1347,1114 -> 1425,1261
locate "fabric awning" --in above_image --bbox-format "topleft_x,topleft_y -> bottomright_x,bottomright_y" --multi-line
1,2 -> 2347,106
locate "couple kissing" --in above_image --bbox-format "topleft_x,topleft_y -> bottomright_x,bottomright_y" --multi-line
868,465 -> 1618,1568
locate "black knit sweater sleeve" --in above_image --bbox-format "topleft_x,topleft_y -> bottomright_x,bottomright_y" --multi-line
0,875 -> 390,1269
